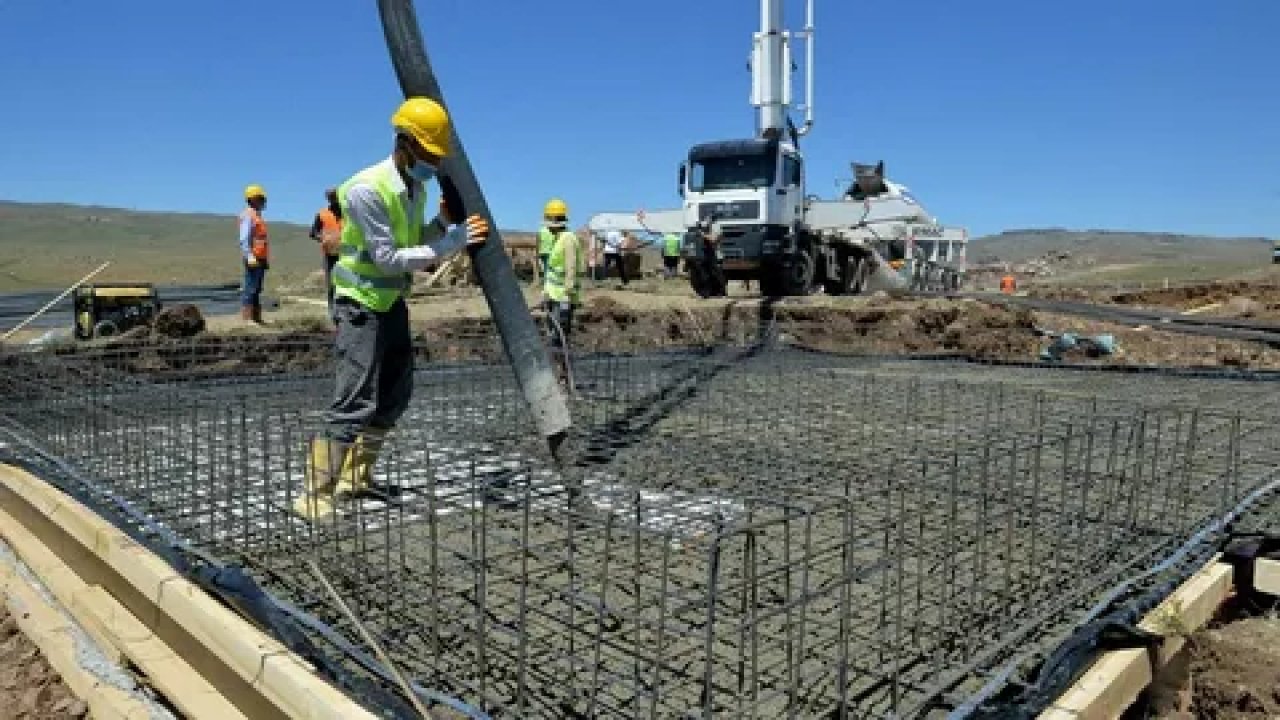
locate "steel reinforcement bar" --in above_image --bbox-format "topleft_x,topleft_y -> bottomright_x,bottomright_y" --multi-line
2,340 -> 1278,718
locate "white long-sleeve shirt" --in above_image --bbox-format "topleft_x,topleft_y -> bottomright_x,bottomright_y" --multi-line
343,156 -> 468,273
238,214 -> 255,262
603,229 -> 623,255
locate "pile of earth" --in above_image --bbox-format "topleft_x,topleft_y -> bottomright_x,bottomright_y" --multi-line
771,298 -> 1041,359
1032,282 -> 1280,321
1110,281 -> 1280,310
1153,612 -> 1280,719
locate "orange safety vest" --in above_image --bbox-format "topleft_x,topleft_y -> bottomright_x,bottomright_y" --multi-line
317,208 -> 342,256
1000,275 -> 1016,293
240,208 -> 269,261
318,208 -> 342,232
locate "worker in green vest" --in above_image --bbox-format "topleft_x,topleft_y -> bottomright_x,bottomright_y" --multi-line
543,214 -> 584,389
662,231 -> 682,279
538,198 -> 568,275
293,96 -> 490,522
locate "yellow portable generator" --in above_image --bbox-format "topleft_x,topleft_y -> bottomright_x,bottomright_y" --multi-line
73,284 -> 162,339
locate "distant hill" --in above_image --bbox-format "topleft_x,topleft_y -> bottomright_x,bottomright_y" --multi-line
971,228 -> 1270,264
0,201 -> 534,292
970,229 -> 1275,287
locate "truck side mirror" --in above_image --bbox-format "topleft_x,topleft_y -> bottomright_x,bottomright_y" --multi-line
677,164 -> 686,198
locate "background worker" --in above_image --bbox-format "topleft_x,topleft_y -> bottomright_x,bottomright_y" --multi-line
661,231 -> 681,279
543,212 -> 583,389
537,198 -> 568,274
309,187 -> 343,316
602,228 -> 628,286
238,185 -> 269,324
696,218 -> 728,297
294,97 -> 490,522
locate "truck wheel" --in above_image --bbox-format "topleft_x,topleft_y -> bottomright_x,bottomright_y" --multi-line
93,320 -> 119,338
688,264 -> 712,298
848,256 -> 869,295
782,251 -> 815,296
758,261 -> 785,298
821,253 -> 847,296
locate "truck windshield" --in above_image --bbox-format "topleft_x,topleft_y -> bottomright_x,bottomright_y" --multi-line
689,153 -> 776,192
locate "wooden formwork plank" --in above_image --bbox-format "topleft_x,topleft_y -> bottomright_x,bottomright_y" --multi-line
0,503 -> 124,665
1039,561 -> 1233,720
77,585 -> 248,720
0,547 -> 154,720
3,504 -> 238,718
0,463 -> 378,720
1255,558 -> 1280,597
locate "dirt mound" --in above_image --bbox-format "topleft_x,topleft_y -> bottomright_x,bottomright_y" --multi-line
0,608 -> 86,719
1154,615 -> 1280,719
1028,287 -> 1095,303
1099,281 -> 1280,320
775,299 -> 1040,359
152,303 -> 206,338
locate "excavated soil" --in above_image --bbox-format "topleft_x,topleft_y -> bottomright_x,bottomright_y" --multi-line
0,607 -> 86,720
1153,615 -> 1280,719
1033,281 -> 1280,321
19,295 -> 1280,377
1035,311 -> 1280,369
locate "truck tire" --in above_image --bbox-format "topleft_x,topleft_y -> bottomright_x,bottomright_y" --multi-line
758,260 -> 786,298
821,252 -> 846,296
689,263 -> 712,298
823,253 -> 866,296
848,256 -> 869,295
782,250 -> 815,296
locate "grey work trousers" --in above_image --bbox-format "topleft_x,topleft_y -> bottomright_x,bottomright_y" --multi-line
325,297 -> 414,443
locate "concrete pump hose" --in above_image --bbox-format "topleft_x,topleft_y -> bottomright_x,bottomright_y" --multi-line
377,0 -> 571,452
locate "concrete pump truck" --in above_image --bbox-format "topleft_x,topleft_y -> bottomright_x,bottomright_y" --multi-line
588,0 -> 969,297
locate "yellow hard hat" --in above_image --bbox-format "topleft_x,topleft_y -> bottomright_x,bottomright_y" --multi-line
391,97 -> 451,158
244,184 -> 266,200
543,198 -> 568,219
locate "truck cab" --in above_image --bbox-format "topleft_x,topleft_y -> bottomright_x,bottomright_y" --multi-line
678,138 -> 805,278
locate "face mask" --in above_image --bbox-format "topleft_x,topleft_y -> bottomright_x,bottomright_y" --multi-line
407,160 -> 437,183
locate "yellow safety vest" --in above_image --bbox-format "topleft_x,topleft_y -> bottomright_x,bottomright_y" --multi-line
544,230 -> 584,303
332,162 -> 424,312
538,227 -> 559,256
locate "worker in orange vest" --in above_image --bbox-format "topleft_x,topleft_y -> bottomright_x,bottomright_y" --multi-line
999,274 -> 1016,294
238,185 -> 269,323
309,187 -> 343,318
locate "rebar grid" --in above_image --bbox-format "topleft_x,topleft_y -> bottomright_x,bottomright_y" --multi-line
2,341 -> 1277,719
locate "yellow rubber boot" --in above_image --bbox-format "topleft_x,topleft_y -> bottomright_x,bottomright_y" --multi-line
292,437 -> 351,521
336,428 -> 387,498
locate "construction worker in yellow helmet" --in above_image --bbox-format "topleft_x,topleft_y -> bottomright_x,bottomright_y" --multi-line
238,185 -> 269,323
538,198 -> 568,274
293,97 -> 491,522
540,197 -> 583,390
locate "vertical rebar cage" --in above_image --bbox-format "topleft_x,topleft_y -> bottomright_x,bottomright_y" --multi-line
1,338 -> 1276,718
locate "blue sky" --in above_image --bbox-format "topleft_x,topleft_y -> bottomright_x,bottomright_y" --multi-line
1,0 -> 1276,239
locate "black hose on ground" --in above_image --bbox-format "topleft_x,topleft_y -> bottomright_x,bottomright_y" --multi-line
377,0 -> 571,456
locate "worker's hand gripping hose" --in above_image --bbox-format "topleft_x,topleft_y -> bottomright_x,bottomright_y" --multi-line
378,0 -> 572,455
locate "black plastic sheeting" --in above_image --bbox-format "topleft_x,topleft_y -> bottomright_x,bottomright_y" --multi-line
0,424 -> 489,720
949,479 -> 1280,719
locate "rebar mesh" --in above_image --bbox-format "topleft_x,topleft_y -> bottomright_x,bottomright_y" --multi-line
2,340 -> 1277,718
